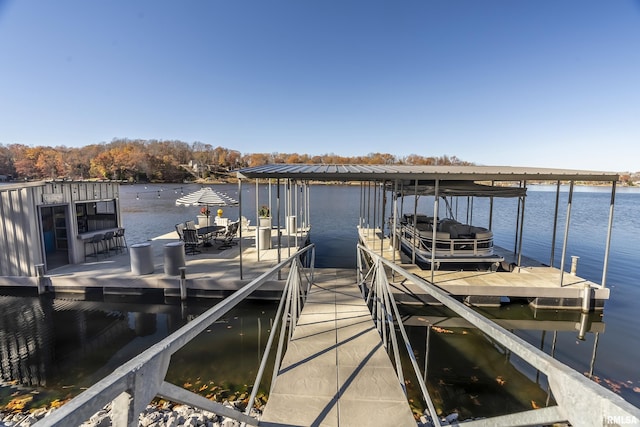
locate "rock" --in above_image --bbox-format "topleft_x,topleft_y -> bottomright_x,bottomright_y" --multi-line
183,417 -> 198,427
139,410 -> 163,426
221,418 -> 240,427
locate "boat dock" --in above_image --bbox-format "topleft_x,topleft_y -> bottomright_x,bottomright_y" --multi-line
0,225 -> 308,299
358,227 -> 609,310
260,268 -> 416,427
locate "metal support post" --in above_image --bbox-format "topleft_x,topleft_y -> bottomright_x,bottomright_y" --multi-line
601,180 -> 616,288
238,179 -> 243,280
559,181 -> 574,287
430,179 -> 439,283
517,181 -> 527,267
550,180 -> 561,267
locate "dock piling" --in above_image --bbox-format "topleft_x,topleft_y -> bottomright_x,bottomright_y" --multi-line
179,267 -> 187,301
582,284 -> 592,313
571,255 -> 580,276
36,264 -> 47,295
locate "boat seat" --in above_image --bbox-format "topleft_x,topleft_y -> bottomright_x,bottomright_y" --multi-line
449,224 -> 472,239
474,230 -> 493,240
438,220 -> 458,234
415,223 -> 433,232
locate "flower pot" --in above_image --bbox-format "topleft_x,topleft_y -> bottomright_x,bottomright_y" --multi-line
197,214 -> 210,228
259,216 -> 272,228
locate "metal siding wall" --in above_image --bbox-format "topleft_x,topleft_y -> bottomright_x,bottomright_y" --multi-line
0,187 -> 36,276
0,191 -> 10,275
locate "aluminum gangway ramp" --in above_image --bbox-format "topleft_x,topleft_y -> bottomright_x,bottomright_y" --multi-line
260,268 -> 416,427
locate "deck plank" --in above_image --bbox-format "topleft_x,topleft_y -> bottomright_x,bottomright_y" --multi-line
260,268 -> 416,427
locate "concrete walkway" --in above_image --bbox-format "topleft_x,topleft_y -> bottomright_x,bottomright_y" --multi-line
260,268 -> 416,427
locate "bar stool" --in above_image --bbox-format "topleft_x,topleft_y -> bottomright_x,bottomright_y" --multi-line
102,231 -> 115,256
85,233 -> 104,262
114,228 -> 128,253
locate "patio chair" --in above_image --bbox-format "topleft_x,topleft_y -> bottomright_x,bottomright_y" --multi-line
240,216 -> 251,231
102,231 -> 116,256
214,217 -> 229,228
175,223 -> 185,240
185,220 -> 196,230
183,228 -> 203,255
218,221 -> 239,250
84,233 -> 104,262
114,228 -> 128,253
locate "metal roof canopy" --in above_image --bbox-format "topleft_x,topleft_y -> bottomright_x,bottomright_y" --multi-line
392,181 -> 527,198
236,164 -> 619,182
236,163 -> 618,289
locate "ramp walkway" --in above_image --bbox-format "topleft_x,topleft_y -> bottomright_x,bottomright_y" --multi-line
260,268 -> 416,427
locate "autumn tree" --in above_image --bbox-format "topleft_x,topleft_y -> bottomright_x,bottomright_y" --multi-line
35,147 -> 64,178
12,145 -> 40,179
0,144 -> 15,176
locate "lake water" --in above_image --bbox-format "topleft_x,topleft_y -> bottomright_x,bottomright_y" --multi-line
1,182 -> 639,416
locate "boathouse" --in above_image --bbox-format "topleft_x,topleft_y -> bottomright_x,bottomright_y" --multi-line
0,181 -> 123,275
238,164 -> 620,310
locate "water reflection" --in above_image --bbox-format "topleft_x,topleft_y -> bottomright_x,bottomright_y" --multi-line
399,303 -> 604,419
0,293 -> 277,410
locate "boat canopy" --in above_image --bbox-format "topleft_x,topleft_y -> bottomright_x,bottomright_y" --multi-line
392,180 -> 527,198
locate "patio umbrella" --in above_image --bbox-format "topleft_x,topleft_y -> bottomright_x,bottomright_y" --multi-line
175,187 -> 238,209
176,187 -> 238,229
175,187 -> 243,276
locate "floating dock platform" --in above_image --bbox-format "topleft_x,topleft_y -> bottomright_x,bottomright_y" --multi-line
358,227 -> 609,310
0,226 -> 309,299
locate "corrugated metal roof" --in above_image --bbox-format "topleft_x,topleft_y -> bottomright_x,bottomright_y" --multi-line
236,164 -> 619,182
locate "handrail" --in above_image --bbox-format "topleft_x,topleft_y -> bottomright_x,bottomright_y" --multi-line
358,247 -> 442,427
36,244 -> 315,427
356,243 -> 640,427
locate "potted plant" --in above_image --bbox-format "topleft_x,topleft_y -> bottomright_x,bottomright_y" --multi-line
258,205 -> 271,228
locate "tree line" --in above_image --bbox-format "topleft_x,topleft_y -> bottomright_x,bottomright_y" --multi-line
0,138 -> 472,182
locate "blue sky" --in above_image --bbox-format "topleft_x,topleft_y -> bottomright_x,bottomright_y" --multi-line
1,1 -> 639,171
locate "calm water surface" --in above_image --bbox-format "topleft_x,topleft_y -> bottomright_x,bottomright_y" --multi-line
1,183 -> 639,416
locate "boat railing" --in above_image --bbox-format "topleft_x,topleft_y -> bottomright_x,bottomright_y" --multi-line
356,243 -> 640,426
35,244 -> 316,427
402,224 -> 495,257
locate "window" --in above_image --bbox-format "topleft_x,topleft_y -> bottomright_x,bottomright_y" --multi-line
76,200 -> 118,233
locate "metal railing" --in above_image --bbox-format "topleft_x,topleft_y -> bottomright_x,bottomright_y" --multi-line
35,244 -> 315,427
356,243 -> 640,427
401,224 -> 495,257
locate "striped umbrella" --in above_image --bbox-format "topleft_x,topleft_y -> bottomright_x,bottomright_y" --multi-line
175,187 -> 238,209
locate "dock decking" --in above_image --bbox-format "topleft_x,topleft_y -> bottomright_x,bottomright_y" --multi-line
0,226 -> 309,298
260,268 -> 416,427
358,227 -> 609,309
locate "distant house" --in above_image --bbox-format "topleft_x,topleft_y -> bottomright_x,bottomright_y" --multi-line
188,160 -> 202,172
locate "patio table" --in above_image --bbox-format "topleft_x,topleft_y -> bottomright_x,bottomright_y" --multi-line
197,225 -> 224,247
